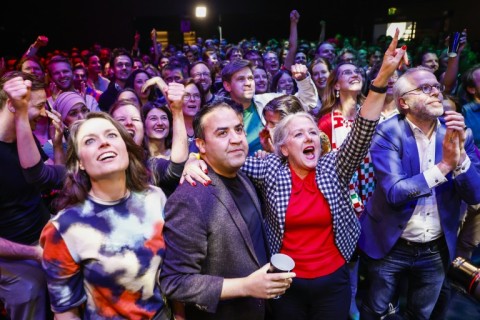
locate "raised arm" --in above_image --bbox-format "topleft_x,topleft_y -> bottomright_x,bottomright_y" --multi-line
291,63 -> 319,110
164,82 -> 189,164
24,35 -> 49,58
150,28 -> 161,67
4,76 -> 65,188
442,29 -> 467,94
361,28 -> 406,120
283,10 -> 300,71
131,31 -> 141,57
4,76 -> 42,168
318,20 -> 326,44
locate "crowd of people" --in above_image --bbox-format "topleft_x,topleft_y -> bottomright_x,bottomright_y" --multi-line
1,9 -> 480,320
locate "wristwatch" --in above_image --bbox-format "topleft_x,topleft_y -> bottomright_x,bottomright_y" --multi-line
369,80 -> 388,94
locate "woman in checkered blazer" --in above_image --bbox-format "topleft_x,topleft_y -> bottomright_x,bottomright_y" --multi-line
183,31 -> 407,320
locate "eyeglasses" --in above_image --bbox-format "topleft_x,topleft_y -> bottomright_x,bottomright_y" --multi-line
265,56 -> 278,61
183,93 -> 201,101
192,72 -> 210,79
401,83 -> 445,97
340,68 -> 362,76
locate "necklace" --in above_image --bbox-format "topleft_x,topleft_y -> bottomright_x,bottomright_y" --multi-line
88,189 -> 131,205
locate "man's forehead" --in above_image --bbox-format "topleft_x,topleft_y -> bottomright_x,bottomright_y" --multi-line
233,67 -> 252,78
30,90 -> 47,104
115,56 -> 131,63
203,108 -> 242,126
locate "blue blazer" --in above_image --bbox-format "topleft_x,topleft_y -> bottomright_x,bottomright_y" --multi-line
359,115 -> 480,261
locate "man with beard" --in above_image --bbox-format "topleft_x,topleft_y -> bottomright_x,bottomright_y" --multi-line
46,55 -> 98,112
0,71 -> 65,319
98,48 -> 133,111
189,61 -> 216,104
359,67 -> 480,319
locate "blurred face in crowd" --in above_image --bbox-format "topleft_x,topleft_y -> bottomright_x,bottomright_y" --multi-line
64,103 -> 89,127
421,53 -> 439,73
339,52 -> 356,64
386,70 -> 399,96
316,43 -> 336,64
190,63 -> 212,93
113,55 -> 133,83
182,84 -> 201,118
264,52 -> 279,75
133,72 -> 150,101
276,73 -> 294,95
224,67 -> 255,106
253,68 -> 268,94
159,57 -> 169,69
86,55 -> 103,76
368,50 -> 382,67
21,60 -> 45,81
145,108 -> 170,141
73,67 -> 87,91
206,52 -> 219,68
49,61 -> 73,91
133,60 -> 144,70
311,61 -> 330,92
163,68 -> 184,84
245,51 -> 263,67
112,104 -> 144,145
294,52 -> 307,65
229,50 -> 243,61
117,90 -> 141,108
264,110 -> 281,136
26,89 -> 48,130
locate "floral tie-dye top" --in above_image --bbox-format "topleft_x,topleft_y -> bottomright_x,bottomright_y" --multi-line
40,185 -> 167,319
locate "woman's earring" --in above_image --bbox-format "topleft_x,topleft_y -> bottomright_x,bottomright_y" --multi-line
335,90 -> 340,98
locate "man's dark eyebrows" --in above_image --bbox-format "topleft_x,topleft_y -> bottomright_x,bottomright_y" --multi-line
214,126 -> 228,133
234,123 -> 244,130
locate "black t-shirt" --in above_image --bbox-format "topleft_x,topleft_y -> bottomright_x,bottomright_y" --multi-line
219,175 -> 269,266
0,140 -> 51,244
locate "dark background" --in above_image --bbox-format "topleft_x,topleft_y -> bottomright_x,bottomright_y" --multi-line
1,0 -> 480,58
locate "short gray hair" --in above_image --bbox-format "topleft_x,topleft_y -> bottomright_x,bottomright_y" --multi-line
273,112 -> 319,160
393,66 -> 434,114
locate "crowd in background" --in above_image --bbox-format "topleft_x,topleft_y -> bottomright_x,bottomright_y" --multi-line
1,9 -> 480,320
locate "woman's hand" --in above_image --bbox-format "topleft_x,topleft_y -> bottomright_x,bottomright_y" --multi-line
142,76 -> 168,96
375,29 -> 406,86
47,109 -> 64,145
259,127 -> 274,153
180,156 -> 211,186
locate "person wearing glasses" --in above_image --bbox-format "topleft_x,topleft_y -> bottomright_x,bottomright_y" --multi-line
180,31 -> 406,320
189,61 -> 216,104
317,62 -> 372,320
359,66 -> 480,320
181,78 -> 204,152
